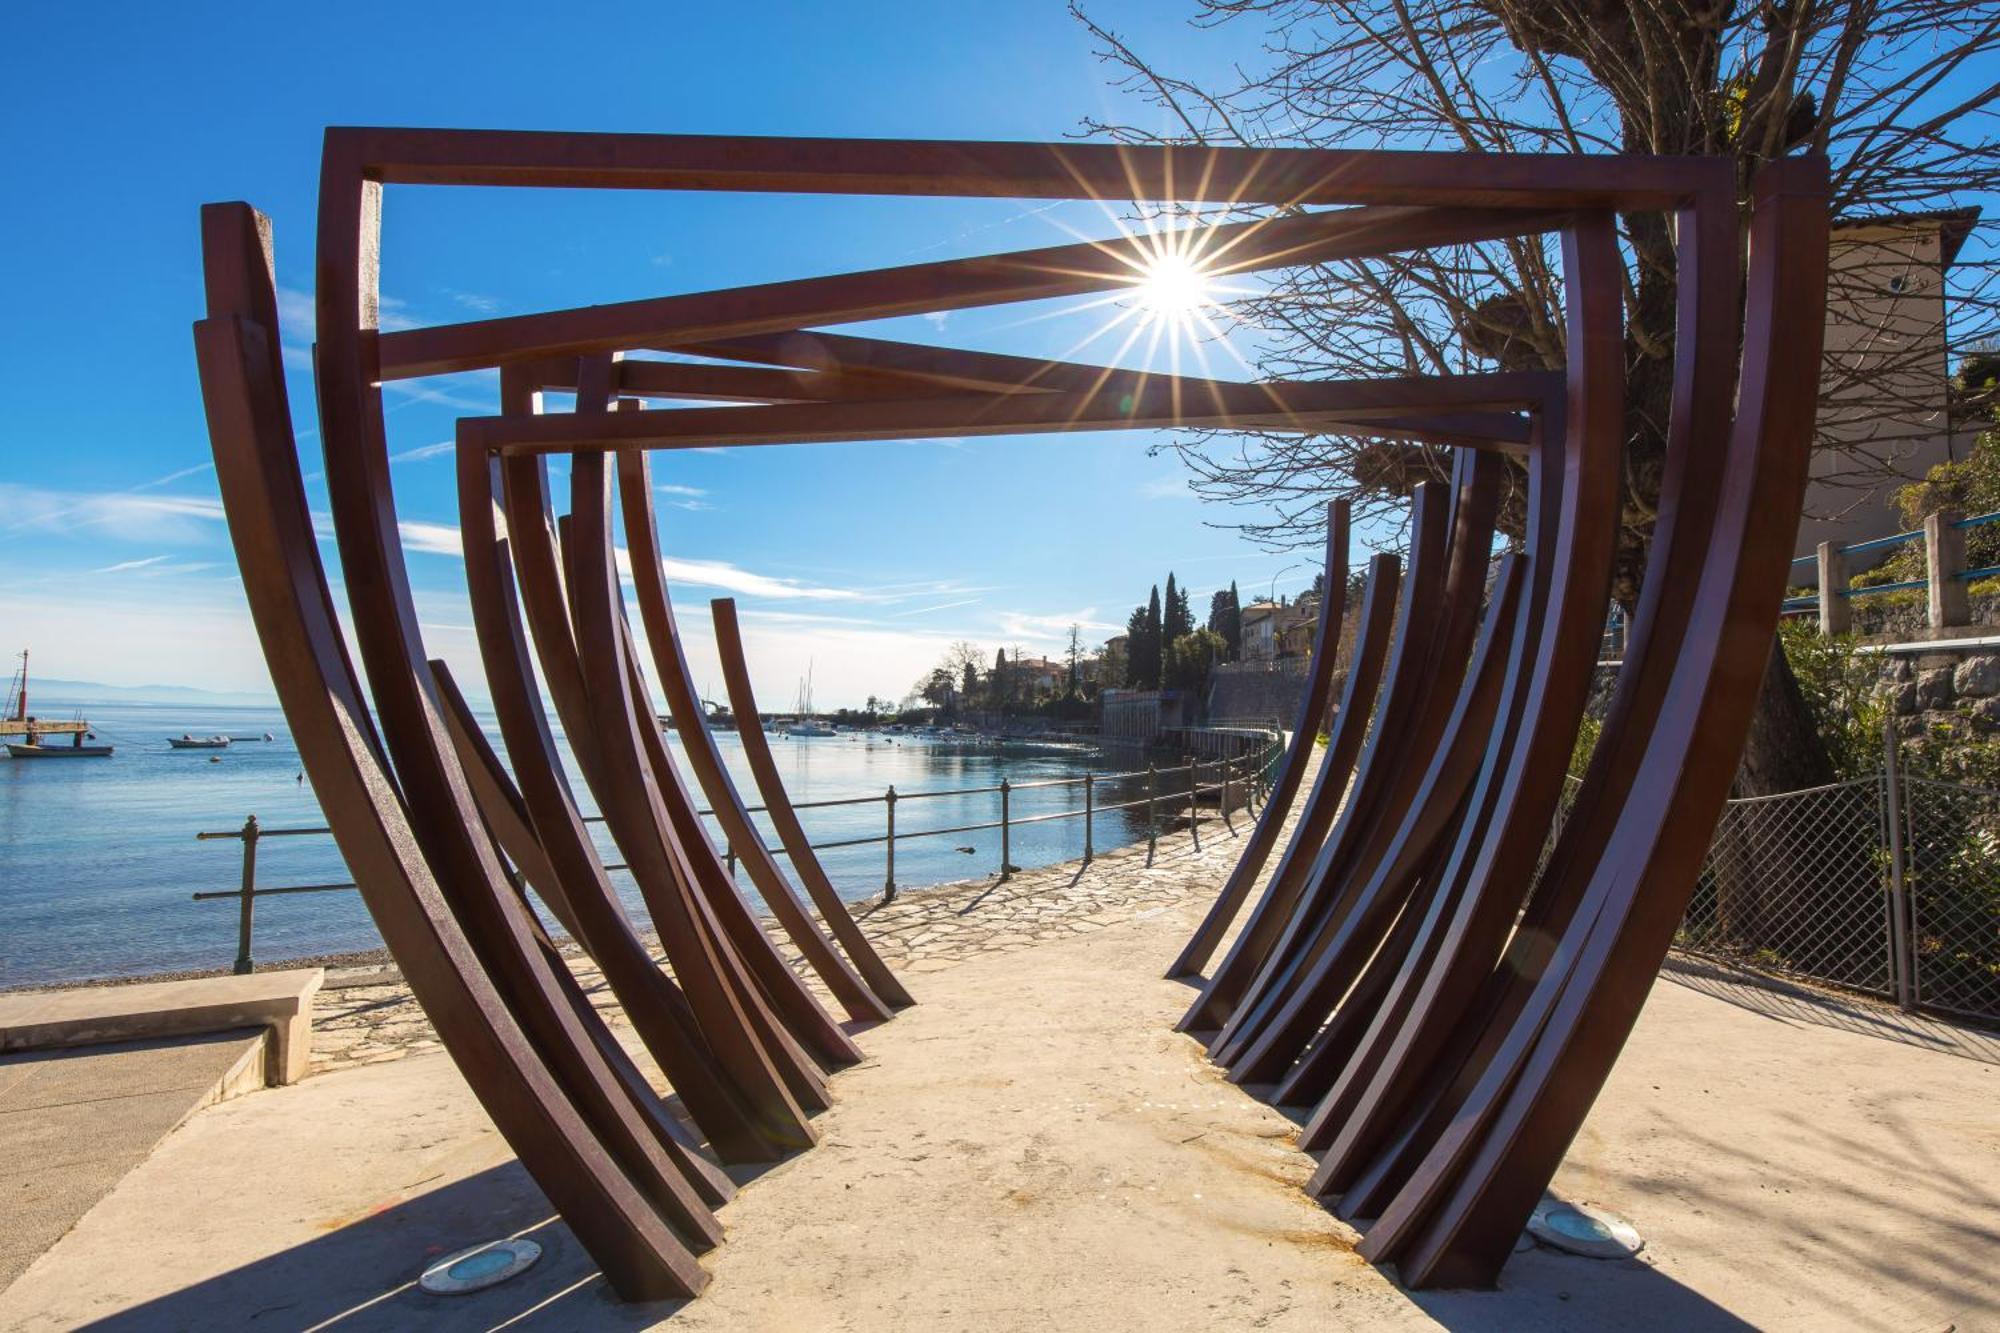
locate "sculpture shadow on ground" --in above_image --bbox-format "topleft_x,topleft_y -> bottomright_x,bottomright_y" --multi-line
77,1161 -> 682,1333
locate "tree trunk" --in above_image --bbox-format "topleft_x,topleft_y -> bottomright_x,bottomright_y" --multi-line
1711,634 -> 1842,958
1734,634 -> 1837,796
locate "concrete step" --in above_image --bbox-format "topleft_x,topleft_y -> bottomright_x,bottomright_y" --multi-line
0,1030 -> 268,1293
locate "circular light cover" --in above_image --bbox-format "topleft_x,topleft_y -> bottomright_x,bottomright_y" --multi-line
418,1238 -> 543,1295
1527,1200 -> 1644,1260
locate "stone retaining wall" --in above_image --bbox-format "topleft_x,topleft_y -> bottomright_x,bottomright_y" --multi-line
1878,645 -> 2000,736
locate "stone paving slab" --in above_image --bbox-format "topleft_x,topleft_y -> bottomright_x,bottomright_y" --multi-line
0,1030 -> 267,1292
308,812 -> 1255,1078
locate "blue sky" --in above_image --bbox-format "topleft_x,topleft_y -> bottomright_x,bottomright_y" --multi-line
1,2 -> 1329,708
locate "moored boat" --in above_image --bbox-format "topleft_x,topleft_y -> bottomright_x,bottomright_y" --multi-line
2,651 -> 112,758
168,734 -> 232,749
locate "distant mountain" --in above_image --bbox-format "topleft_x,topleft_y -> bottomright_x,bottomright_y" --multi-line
24,677 -> 278,708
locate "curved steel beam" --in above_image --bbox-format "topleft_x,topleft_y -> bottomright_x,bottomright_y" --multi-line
196,201 -> 708,1301
615,449 -> 898,1022
1168,499 -> 1351,980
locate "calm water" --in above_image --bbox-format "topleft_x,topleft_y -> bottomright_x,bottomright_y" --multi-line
0,700 -> 1155,986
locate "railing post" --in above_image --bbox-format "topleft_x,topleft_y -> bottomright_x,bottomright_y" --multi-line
883,785 -> 898,903
1817,539 -> 1850,636
1220,755 -> 1233,825
999,779 -> 1013,879
234,814 -> 259,976
1146,763 -> 1158,864
1187,759 -> 1200,850
724,842 -> 737,881
1925,509 -> 1969,630
1882,717 -> 1916,1010
1083,772 -> 1094,864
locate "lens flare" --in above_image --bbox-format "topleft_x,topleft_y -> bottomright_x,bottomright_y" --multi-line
1135,252 -> 1214,324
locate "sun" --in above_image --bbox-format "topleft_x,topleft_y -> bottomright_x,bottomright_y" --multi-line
1134,252 -> 1215,325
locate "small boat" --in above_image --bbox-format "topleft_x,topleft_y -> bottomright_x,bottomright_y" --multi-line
169,734 -> 232,750
6,738 -> 114,758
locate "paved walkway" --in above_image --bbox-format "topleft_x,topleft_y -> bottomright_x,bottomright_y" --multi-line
4,877 -> 1996,1330
309,812 -> 1244,1077
0,1030 -> 265,1290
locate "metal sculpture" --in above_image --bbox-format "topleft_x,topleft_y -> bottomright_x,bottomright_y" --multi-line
194,129 -> 1825,1297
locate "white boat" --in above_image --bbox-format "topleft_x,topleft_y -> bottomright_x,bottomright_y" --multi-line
784,663 -> 836,736
168,734 -> 232,750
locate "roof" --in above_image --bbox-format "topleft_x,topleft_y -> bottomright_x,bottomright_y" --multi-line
1830,206 -> 1982,270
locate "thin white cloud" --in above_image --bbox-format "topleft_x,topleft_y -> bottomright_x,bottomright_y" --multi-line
91,555 -> 172,574
0,484 -> 227,543
389,439 -> 455,463
398,520 -> 463,557
889,597 -> 982,618
1140,474 -> 1190,500
994,607 -> 1119,642
133,462 -> 216,491
654,483 -> 707,497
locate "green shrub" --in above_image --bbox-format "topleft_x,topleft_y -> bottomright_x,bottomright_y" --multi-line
1777,619 -> 1885,781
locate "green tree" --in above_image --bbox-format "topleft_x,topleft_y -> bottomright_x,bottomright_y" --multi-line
1132,585 -> 1164,688
1166,627 -> 1229,691
1164,572 -> 1193,643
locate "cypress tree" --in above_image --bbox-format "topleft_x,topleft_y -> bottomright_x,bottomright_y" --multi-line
1142,585 -> 1163,689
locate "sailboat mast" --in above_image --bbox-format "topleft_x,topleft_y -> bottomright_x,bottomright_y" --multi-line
13,649 -> 24,722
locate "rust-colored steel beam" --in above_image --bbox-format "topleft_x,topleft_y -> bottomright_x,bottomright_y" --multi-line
1167,500 -> 1351,980
617,451 -> 914,1013
195,203 -> 708,1301
1178,552 -> 1400,1036
463,369 -> 1554,457
535,342 -> 1531,451
336,126 -> 1719,209
709,598 -> 918,1009
429,658 -> 738,1209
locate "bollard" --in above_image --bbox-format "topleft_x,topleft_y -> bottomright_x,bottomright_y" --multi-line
999,778 -> 1013,879
1188,759 -> 1200,850
1882,718 -> 1914,1010
1146,763 -> 1158,863
234,814 -> 260,975
1083,772 -> 1094,864
884,785 -> 898,903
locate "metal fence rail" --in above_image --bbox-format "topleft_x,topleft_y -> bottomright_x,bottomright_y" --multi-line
189,739 -> 1284,973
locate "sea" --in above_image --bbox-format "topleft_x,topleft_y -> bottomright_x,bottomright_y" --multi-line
0,699 -> 1152,988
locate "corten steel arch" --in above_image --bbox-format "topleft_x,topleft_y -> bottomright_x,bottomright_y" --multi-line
195,128 -> 1824,1296
1168,497 -> 1350,981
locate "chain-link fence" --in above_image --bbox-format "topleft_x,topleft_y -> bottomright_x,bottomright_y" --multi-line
1681,778 -> 1895,999
1898,778 -> 2000,1022
1666,741 -> 2000,1026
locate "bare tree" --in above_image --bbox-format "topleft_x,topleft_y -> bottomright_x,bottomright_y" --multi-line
1074,0 -> 2000,788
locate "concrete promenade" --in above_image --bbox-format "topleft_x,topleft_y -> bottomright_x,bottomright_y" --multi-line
1,789 -> 1995,1329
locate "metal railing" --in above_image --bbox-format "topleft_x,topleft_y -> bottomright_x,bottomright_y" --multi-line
190,738 -> 1285,973
1784,507 -> 2000,631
